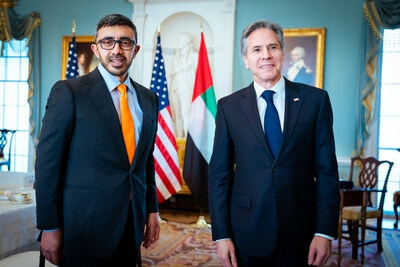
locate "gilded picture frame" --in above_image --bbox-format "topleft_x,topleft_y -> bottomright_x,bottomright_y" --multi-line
282,28 -> 326,89
61,35 -> 98,80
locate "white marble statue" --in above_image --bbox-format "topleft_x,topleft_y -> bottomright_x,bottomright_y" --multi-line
169,32 -> 198,138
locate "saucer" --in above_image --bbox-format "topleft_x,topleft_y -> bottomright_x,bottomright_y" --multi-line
10,198 -> 33,204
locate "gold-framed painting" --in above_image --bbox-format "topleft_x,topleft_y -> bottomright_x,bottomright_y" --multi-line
282,28 -> 326,89
61,35 -> 99,80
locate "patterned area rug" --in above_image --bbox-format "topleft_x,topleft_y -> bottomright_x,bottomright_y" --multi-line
141,222 -> 220,266
142,222 -> 400,267
327,229 -> 400,266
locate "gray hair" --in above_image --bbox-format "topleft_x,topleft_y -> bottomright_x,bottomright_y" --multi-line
291,46 -> 306,58
241,20 -> 285,56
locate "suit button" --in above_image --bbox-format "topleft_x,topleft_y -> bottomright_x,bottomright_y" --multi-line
272,168 -> 277,174
272,194 -> 276,199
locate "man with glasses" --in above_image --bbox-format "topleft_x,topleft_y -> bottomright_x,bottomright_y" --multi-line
36,14 -> 160,266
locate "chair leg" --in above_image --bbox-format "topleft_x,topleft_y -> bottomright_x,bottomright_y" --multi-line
346,219 -> 353,238
395,204 -> 399,229
350,220 -> 359,260
337,219 -> 343,266
360,218 -> 366,265
377,217 -> 383,252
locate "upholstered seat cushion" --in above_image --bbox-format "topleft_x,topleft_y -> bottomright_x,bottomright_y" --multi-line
394,191 -> 400,203
342,206 -> 381,220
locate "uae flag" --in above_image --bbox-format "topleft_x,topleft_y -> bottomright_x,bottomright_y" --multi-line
183,32 -> 217,209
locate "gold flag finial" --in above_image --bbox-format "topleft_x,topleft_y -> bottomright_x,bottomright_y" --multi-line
72,20 -> 76,35
157,24 -> 161,34
0,0 -> 18,8
200,21 -> 204,33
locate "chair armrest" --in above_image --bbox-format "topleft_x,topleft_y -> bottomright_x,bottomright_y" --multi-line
341,188 -> 366,207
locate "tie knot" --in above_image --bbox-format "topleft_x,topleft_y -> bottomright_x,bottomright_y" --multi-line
117,84 -> 127,95
261,90 -> 275,102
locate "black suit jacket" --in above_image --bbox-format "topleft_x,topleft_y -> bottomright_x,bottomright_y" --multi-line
209,78 -> 340,257
35,68 -> 159,258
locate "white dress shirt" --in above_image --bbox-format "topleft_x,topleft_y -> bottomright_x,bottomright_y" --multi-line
254,76 -> 285,132
255,76 -> 334,241
216,76 -> 334,242
98,64 -> 143,146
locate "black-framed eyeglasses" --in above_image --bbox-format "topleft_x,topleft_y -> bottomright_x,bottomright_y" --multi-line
96,38 -> 136,50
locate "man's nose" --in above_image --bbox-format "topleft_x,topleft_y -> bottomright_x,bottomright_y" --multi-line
262,48 -> 272,59
111,41 -> 123,53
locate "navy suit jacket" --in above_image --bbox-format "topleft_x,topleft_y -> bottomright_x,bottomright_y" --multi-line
209,78 -> 340,257
35,68 -> 159,258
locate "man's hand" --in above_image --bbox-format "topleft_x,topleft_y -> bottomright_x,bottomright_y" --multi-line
142,212 -> 160,249
216,239 -> 238,267
308,236 -> 332,266
41,229 -> 63,265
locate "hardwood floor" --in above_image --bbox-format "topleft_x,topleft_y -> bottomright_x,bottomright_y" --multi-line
160,209 -> 399,231
159,208 -> 211,224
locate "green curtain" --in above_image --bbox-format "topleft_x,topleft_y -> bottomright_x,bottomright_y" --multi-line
353,0 -> 400,158
0,7 -> 41,149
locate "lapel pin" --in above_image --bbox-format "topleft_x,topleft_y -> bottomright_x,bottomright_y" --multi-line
294,98 -> 299,102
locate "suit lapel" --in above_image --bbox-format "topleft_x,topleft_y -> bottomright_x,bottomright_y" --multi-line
130,80 -> 156,171
86,68 -> 129,164
239,84 -> 272,155
278,79 -> 304,158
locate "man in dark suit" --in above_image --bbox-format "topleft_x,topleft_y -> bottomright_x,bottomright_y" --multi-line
209,21 -> 340,267
35,14 -> 160,266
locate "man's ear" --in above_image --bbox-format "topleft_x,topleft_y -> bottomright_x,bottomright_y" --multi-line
91,44 -> 99,59
133,45 -> 141,59
242,54 -> 249,69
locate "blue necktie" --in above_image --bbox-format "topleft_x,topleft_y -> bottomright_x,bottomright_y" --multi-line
261,90 -> 282,157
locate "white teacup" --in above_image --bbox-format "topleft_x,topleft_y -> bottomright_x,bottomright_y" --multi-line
14,192 -> 31,202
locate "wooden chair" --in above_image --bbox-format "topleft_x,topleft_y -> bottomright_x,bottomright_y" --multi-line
394,191 -> 400,229
337,156 -> 394,265
0,129 -> 16,171
394,148 -> 400,229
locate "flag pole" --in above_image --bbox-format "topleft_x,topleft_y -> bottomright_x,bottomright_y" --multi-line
155,23 -> 166,225
150,22 -> 185,223
72,19 -> 76,36
65,20 -> 79,79
190,22 -> 211,229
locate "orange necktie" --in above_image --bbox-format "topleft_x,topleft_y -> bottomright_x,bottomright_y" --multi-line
117,84 -> 135,164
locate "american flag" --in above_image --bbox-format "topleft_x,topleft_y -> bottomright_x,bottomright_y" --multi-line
65,36 -> 79,79
150,34 -> 182,202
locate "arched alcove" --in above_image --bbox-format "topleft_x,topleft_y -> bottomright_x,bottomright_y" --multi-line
154,12 -> 214,81
128,0 -> 236,101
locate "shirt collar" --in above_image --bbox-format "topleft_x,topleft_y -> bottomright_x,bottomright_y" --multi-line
254,76 -> 285,99
290,59 -> 305,68
98,63 -> 133,93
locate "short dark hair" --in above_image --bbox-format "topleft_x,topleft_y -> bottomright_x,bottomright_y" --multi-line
241,20 -> 285,56
95,14 -> 137,43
